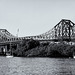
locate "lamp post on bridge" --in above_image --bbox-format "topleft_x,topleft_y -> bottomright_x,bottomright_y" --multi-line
16,29 -> 19,37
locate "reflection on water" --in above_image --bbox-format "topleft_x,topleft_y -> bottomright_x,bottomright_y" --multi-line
0,57 -> 75,75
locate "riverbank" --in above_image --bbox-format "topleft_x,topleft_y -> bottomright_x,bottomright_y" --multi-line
11,39 -> 75,58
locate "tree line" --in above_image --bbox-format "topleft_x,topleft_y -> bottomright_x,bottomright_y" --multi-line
12,39 -> 75,58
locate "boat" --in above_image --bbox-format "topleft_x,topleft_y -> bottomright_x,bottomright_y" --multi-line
6,53 -> 13,58
73,55 -> 75,59
73,52 -> 75,59
6,55 -> 13,58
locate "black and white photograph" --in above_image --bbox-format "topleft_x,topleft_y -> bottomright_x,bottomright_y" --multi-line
0,0 -> 75,75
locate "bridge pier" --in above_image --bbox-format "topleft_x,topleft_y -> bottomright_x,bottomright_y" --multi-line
0,45 -> 7,55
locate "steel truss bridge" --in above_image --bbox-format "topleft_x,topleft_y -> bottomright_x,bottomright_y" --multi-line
0,19 -> 75,55
0,19 -> 75,43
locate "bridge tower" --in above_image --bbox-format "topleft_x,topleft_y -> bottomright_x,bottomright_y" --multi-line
54,19 -> 75,41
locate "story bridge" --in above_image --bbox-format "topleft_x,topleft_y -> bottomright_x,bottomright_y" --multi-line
0,19 -> 75,55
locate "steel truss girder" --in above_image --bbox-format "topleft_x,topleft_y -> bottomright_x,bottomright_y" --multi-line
34,19 -> 75,41
1,19 -> 75,41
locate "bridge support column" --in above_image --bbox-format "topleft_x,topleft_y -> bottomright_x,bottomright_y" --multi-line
17,44 -> 19,49
5,45 -> 7,54
0,45 -> 7,55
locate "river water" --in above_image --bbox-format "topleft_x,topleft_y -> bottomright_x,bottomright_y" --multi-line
0,57 -> 75,75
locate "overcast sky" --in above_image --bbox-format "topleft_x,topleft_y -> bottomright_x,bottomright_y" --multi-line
0,0 -> 75,37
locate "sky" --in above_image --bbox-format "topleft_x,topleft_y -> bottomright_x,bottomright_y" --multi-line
0,0 -> 75,37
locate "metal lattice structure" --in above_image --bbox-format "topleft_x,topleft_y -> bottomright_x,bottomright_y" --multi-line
0,29 -> 17,42
31,19 -> 75,41
0,19 -> 75,42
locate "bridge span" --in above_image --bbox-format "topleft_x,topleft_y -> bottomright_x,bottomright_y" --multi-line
0,19 -> 75,42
